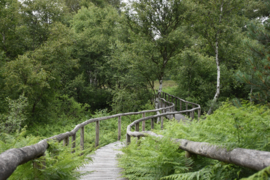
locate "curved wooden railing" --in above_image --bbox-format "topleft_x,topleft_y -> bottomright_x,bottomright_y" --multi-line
3,91 -> 270,179
126,91 -> 201,143
126,93 -> 270,171
0,91 -> 196,180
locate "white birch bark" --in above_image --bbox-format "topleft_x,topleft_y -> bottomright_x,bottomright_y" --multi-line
207,2 -> 223,115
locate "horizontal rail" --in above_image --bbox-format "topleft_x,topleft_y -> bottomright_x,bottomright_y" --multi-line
143,132 -> 270,171
126,109 -> 200,137
0,92 -> 178,180
126,91 -> 270,171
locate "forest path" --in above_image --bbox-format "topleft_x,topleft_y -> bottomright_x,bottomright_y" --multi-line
77,109 -> 189,180
77,141 -> 127,180
162,104 -> 190,122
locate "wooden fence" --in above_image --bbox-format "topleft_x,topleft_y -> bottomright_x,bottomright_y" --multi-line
0,92 -> 199,180
3,91 -> 270,179
126,93 -> 270,172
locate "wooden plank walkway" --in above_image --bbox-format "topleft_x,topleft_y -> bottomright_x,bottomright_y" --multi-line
78,141 -> 127,180
163,104 -> 189,122
77,109 -> 188,180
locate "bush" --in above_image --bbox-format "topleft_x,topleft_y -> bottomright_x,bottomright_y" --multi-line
0,95 -> 28,133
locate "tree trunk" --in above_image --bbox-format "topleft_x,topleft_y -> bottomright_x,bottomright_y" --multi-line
207,2 -> 223,115
207,38 -> 220,115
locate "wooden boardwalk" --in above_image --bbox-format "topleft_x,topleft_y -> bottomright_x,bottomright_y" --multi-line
78,141 -> 127,180
77,111 -> 188,180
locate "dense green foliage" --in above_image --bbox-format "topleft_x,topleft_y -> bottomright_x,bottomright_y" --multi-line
119,102 -> 270,179
1,0 -> 270,179
4,132 -> 91,180
0,0 -> 269,122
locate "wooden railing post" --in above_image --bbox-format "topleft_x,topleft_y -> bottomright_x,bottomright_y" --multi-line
72,133 -> 76,153
63,136 -> 69,146
185,151 -> 197,159
95,121 -> 99,147
118,116 -> 121,140
80,127 -> 84,151
142,113 -> 146,131
135,122 -> 139,132
33,154 -> 46,179
135,123 -> 140,140
162,101 -> 164,113
151,118 -> 154,129
180,100 -> 182,111
126,134 -> 131,145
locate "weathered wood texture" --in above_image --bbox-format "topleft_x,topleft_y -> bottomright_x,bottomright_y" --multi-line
0,140 -> 48,180
124,91 -> 270,171
80,127 -> 84,150
118,116 -> 121,140
72,134 -> 76,153
77,141 -> 127,180
134,132 -> 270,171
0,91 -> 200,179
142,113 -> 146,131
95,121 -> 100,147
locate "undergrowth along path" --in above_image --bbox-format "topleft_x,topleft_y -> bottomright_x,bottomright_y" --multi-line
77,113 -> 187,180
78,141 -> 127,180
0,91 -> 200,179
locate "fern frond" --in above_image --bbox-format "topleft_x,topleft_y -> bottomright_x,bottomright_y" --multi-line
161,167 -> 212,180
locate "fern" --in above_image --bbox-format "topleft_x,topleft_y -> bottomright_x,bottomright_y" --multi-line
120,101 -> 270,179
242,166 -> 270,180
161,166 -> 212,180
8,140 -> 92,180
119,136 -> 191,180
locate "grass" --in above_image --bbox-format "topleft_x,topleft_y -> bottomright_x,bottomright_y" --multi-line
154,80 -> 177,94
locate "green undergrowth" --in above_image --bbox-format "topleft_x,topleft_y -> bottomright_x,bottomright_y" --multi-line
154,80 -> 178,95
119,101 -> 270,180
0,128 -> 92,180
0,101 -> 157,179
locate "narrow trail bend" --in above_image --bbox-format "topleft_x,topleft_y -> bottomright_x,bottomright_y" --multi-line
77,113 -> 188,180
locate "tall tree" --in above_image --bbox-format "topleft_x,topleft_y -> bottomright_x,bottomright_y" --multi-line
243,0 -> 270,19
123,0 -> 191,110
237,19 -> 270,104
3,22 -> 78,124
69,4 -> 119,109
0,0 -> 21,59
191,0 -> 246,114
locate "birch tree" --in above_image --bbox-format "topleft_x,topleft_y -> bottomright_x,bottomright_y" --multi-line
191,0 -> 246,114
123,0 -> 191,111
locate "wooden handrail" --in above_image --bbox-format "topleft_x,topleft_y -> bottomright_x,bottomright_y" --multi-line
0,91 -> 189,180
126,91 -> 270,171
143,131 -> 270,171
